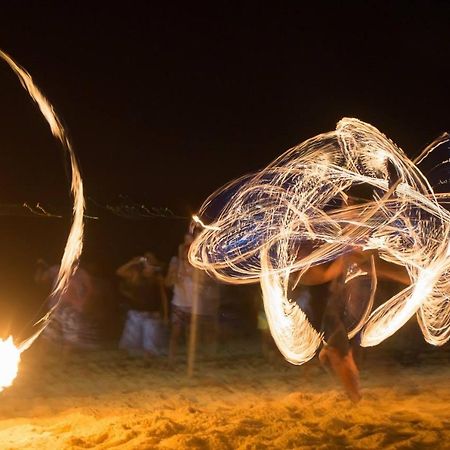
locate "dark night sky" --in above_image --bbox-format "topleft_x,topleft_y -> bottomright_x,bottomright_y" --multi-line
0,1 -> 449,327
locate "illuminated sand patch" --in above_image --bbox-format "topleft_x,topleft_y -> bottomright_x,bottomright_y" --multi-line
0,350 -> 449,449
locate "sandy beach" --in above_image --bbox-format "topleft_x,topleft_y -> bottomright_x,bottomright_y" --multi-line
0,340 -> 448,450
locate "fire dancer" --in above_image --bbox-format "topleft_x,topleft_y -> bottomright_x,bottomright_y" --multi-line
299,248 -> 410,402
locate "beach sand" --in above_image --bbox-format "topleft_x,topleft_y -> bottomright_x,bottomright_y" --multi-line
0,341 -> 449,449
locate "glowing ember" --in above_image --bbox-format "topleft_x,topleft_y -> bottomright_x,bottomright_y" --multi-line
0,337 -> 21,392
189,118 -> 450,364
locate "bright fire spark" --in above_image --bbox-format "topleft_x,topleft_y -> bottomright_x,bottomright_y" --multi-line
0,337 -> 21,392
0,49 -> 85,388
189,118 -> 450,364
192,215 -> 221,231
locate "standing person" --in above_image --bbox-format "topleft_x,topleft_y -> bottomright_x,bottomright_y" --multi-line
117,252 -> 168,356
84,261 -> 120,342
34,260 -> 99,353
167,233 -> 196,362
194,273 -> 221,358
167,233 -> 221,365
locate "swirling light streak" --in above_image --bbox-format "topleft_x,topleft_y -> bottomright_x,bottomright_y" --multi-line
189,118 -> 450,364
0,49 -> 85,389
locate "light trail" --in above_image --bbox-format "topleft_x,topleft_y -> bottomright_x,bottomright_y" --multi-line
0,49 -> 85,389
189,118 -> 450,364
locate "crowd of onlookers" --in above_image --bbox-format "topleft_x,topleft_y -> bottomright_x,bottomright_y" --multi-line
33,230 -> 427,379
34,233 -> 259,361
30,228 -> 437,405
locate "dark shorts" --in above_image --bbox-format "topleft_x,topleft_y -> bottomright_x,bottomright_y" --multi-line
171,305 -> 192,327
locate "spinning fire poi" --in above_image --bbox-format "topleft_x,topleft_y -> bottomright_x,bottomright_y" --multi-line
189,118 -> 450,399
0,50 -> 85,391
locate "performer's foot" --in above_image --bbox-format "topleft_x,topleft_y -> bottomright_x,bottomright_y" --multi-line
319,346 -> 361,403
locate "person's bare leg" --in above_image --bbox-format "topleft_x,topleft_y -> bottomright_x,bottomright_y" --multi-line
319,345 -> 361,403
